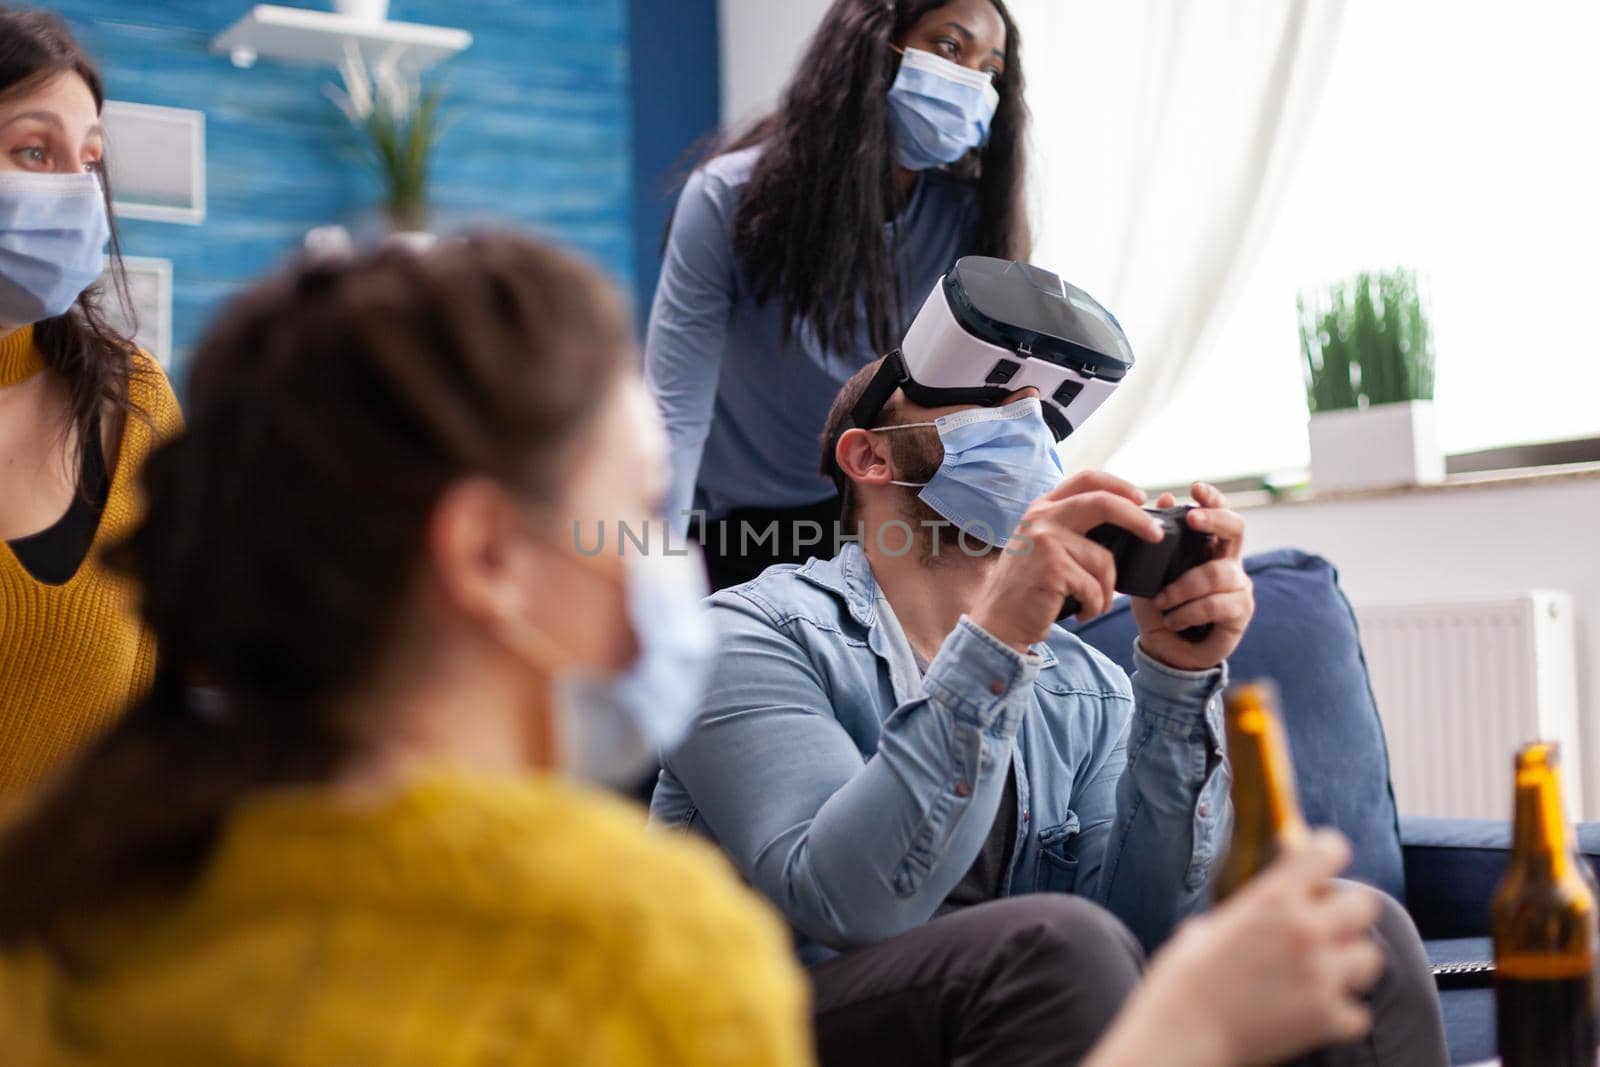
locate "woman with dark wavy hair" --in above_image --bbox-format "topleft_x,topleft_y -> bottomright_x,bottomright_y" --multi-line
645,0 -> 1027,589
0,6 -> 182,797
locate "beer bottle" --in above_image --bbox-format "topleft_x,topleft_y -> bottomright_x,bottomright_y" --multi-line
1213,680 -> 1309,901
1493,741 -> 1599,1066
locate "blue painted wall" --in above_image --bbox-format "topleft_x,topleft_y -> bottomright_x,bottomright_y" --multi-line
47,0 -> 634,371
626,0 -> 719,327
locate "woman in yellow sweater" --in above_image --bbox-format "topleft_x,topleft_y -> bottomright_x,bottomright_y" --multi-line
0,232 -> 812,1064
0,8 -> 183,796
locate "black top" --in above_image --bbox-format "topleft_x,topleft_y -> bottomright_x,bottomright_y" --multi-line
6,417 -> 109,585
909,644 -> 1021,911
938,764 -> 1019,914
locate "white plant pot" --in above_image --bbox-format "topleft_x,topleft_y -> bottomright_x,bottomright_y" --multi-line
1308,400 -> 1444,493
303,224 -> 355,259
334,0 -> 389,22
384,230 -> 438,252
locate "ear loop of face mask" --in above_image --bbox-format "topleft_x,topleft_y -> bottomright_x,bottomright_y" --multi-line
488,528 -> 630,768
485,515 -> 562,669
869,421 -> 939,489
501,531 -> 626,674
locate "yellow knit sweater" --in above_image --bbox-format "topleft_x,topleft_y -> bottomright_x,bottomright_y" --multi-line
0,326 -> 182,797
0,772 -> 813,1067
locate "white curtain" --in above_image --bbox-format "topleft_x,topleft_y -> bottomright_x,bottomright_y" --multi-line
1011,0 -> 1348,474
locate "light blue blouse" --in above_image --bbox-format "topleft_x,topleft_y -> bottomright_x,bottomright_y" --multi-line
643,145 -> 979,531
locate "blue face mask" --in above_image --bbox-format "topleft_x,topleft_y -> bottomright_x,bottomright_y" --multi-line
879,397 -> 1066,548
557,542 -> 716,786
886,46 -> 1001,171
0,171 -> 111,328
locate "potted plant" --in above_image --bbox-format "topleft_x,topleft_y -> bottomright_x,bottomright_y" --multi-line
325,44 -> 444,239
1298,268 -> 1441,492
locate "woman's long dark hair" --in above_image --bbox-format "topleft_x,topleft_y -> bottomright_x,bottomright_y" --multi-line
725,0 -> 1029,357
0,6 -> 141,471
0,234 -> 630,950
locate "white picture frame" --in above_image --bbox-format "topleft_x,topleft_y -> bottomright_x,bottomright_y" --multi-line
101,101 -> 206,225
102,256 -> 175,368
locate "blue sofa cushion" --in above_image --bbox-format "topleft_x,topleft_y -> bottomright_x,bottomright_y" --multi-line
1403,818 -> 1512,940
1439,987 -> 1496,1065
1404,816 -> 1600,940
1068,547 -> 1406,902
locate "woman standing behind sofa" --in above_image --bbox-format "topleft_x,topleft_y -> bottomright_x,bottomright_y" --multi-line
0,7 -> 182,796
645,0 -> 1029,589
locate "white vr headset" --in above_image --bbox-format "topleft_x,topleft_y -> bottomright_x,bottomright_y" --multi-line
837,257 -> 1133,461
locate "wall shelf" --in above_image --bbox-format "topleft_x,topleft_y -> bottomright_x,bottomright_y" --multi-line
211,5 -> 471,71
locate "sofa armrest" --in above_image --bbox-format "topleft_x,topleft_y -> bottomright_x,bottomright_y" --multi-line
1402,817 -> 1600,940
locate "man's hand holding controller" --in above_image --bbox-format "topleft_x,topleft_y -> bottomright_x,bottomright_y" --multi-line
969,473 -> 1255,671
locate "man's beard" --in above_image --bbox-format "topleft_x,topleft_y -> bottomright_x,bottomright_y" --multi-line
883,428 -> 999,566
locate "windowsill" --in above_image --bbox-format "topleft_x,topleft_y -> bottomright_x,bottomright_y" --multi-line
1231,459 -> 1600,511
1149,436 -> 1600,510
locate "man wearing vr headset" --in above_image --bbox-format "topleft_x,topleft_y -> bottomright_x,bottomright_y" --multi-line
652,259 -> 1446,1067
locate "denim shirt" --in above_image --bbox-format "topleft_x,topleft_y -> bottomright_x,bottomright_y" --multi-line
652,544 -> 1232,963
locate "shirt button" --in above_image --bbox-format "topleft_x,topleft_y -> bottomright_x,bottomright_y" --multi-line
1199,802 -> 1212,817
989,679 -> 1005,695
954,781 -> 972,797
1022,808 -> 1031,822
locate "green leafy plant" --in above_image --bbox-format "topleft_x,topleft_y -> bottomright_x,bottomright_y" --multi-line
1298,268 -> 1435,414
326,44 -> 446,232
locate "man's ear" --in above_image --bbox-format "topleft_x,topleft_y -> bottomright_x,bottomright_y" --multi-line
834,427 -> 898,491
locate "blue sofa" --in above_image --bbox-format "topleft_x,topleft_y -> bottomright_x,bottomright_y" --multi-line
1069,547 -> 1600,1065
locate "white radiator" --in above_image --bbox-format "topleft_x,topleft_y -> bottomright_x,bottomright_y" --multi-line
1353,592 -> 1582,821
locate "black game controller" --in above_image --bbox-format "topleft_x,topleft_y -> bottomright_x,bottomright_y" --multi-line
1058,505 -> 1216,643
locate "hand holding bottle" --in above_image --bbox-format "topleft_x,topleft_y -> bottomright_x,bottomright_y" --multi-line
1086,831 -> 1384,1067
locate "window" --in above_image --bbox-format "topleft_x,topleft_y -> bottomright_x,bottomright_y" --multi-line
1031,1 -> 1600,486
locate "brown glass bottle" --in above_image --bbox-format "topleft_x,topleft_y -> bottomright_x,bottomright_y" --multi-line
1213,681 -> 1308,902
1493,742 -> 1599,1067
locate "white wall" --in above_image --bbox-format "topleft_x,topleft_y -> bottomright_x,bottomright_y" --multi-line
1240,476 -> 1600,817
717,0 -> 833,131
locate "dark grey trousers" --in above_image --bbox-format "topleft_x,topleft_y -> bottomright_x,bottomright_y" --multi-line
808,887 -> 1448,1067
